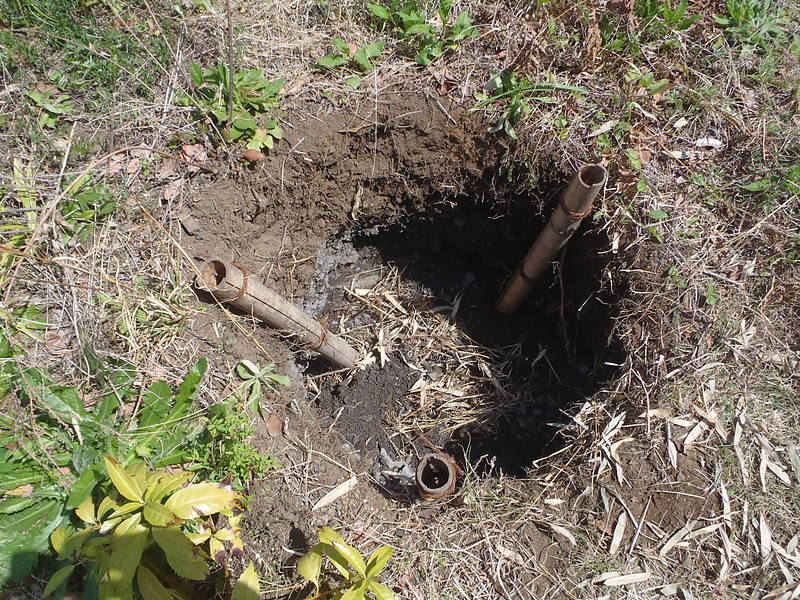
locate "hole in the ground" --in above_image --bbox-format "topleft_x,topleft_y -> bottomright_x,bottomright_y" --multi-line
311,176 -> 625,477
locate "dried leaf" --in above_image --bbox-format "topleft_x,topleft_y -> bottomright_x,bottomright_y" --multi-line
549,523 -> 576,546
312,476 -> 358,511
587,120 -> 620,138
603,572 -> 651,586
660,520 -> 696,556
610,512 -> 627,555
760,513 -> 772,559
264,412 -> 283,437
162,178 -> 185,201
766,460 -> 792,487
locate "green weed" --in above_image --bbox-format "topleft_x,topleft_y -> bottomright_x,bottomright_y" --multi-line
317,38 -> 386,88
714,0 -> 789,48
471,70 -> 588,139
0,0 -> 172,105
186,401 -> 280,488
368,0 -> 478,65
298,526 -> 397,600
181,62 -> 285,151
0,327 -> 209,586
43,457 -> 253,598
25,89 -> 73,129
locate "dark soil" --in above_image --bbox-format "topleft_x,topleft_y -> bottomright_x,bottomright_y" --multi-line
180,91 -> 627,566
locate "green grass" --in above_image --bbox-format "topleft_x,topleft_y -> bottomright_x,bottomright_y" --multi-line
0,0 -> 174,108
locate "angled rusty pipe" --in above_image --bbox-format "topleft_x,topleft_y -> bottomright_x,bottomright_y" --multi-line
416,453 -> 457,500
496,164 -> 608,314
197,258 -> 358,368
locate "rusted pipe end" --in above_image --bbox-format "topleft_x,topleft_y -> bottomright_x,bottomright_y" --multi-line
578,164 -> 607,188
197,258 -> 244,302
416,453 -> 457,500
199,258 -> 229,291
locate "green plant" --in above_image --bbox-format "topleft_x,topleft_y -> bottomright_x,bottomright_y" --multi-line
368,0 -> 478,65
624,66 -> 672,94
636,0 -> 701,40
317,39 -> 386,88
26,89 -> 73,129
471,71 -> 588,139
233,360 -> 291,417
297,527 -> 396,600
0,333 -> 209,586
43,456 -> 254,598
181,62 -> 285,151
714,0 -> 788,48
187,401 -> 280,487
59,178 -> 117,244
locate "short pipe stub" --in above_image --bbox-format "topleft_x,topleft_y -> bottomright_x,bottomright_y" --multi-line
415,453 -> 457,500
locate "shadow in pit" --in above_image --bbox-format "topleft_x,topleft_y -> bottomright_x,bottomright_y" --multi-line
352,184 -> 626,476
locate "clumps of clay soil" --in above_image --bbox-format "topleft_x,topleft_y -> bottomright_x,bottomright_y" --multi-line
186,93 -> 626,480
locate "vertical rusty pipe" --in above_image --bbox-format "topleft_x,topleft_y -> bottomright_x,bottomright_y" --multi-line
197,258 -> 358,368
496,165 -> 607,314
416,453 -> 457,500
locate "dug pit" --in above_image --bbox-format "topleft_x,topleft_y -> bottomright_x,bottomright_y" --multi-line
185,93 -> 625,484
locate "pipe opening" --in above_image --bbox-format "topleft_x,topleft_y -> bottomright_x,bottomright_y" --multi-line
416,453 -> 456,498
200,259 -> 227,289
579,164 -> 607,186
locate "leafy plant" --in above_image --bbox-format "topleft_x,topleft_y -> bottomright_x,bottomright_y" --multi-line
59,179 -> 117,244
714,0 -> 788,48
297,527 -> 396,600
0,339 -> 209,586
233,360 -> 291,418
43,456 -> 251,598
624,66 -> 672,94
471,71 -> 588,139
368,0 -> 478,65
636,0 -> 701,40
317,39 -> 386,89
26,89 -> 73,129
181,62 -> 285,151
187,400 -> 280,487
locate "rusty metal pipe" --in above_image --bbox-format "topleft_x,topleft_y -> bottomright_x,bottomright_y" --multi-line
416,453 -> 457,500
197,258 -> 358,368
496,165 -> 607,314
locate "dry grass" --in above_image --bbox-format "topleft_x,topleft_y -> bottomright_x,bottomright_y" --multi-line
2,0 -> 799,597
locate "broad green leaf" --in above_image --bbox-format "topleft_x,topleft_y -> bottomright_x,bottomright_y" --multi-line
144,471 -> 191,503
42,564 -> 75,596
318,526 -> 345,545
99,516 -> 123,535
51,526 -> 69,554
109,501 -> 145,519
19,368 -> 87,424
364,41 -> 385,58
168,358 -> 207,421
331,541 -> 366,577
297,546 -> 323,586
368,580 -> 397,600
59,528 -> 93,560
236,360 -> 259,379
151,527 -> 209,580
231,561 -> 260,600
185,532 -> 211,545
136,565 -> 173,600
332,38 -> 351,55
189,62 -> 204,87
743,179 -> 771,191
343,75 -> 362,90
0,496 -> 37,515
143,501 -> 174,527
317,53 -> 348,69
353,49 -> 373,71
164,482 -> 237,519
98,495 -> 120,519
367,2 -> 391,19
138,380 -> 172,429
75,496 -> 95,524
0,499 -> 63,585
366,546 -> 393,576
341,579 -> 369,600
406,23 -> 433,35
66,463 -> 101,509
104,456 -> 144,503
648,209 -> 668,220
106,513 -> 148,600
